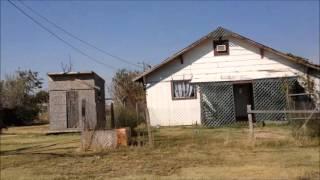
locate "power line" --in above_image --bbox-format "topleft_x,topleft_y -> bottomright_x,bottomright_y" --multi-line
18,0 -> 142,68
7,0 -> 116,70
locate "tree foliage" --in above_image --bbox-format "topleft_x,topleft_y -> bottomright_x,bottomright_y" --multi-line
1,70 -> 43,108
0,69 -> 46,126
110,69 -> 146,130
34,90 -> 49,104
111,69 -> 145,108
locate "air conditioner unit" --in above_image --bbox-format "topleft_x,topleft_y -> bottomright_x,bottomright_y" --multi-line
216,45 -> 227,52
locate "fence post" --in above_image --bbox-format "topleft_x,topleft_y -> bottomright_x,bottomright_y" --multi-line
145,107 -> 153,147
81,99 -> 86,130
81,99 -> 87,151
247,105 -> 254,140
136,102 -> 139,120
110,102 -> 115,129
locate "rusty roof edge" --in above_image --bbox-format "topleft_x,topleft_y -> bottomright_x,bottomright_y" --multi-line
133,27 -> 319,82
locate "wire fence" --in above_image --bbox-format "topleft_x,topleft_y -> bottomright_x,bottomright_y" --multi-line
247,89 -> 320,140
85,76 -> 319,150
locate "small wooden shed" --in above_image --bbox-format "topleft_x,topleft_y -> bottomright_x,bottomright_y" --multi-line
48,71 -> 106,132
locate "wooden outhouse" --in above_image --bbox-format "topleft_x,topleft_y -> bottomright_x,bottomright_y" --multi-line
48,71 -> 106,132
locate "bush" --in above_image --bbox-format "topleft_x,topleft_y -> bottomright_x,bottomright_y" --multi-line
114,106 -> 144,131
1,106 -> 39,126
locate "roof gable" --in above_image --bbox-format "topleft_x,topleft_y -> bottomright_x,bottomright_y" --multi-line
134,27 -> 319,82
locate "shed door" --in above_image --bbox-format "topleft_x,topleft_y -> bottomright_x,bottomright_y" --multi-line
66,90 -> 79,128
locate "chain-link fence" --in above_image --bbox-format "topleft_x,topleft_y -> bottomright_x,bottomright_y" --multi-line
286,92 -> 320,137
104,101 -> 151,146
199,77 -> 302,127
199,82 -> 235,127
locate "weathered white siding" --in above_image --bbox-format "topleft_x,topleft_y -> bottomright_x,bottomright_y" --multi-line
145,37 -> 306,126
146,81 -> 201,126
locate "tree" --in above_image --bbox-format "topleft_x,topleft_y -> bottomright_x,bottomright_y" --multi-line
16,70 -> 43,94
110,69 -> 146,131
0,69 -> 44,126
61,58 -> 73,73
1,74 -> 26,108
111,69 -> 145,108
34,90 -> 49,104
1,70 -> 43,107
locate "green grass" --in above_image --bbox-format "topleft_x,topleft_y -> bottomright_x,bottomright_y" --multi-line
1,125 -> 319,179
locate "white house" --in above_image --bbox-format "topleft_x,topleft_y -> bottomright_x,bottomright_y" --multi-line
134,27 -> 320,127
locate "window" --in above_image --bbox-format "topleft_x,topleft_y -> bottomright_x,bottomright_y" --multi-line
172,80 -> 196,100
213,40 -> 229,56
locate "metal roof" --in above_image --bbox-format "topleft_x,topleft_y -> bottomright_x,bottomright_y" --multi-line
134,26 -> 319,82
47,71 -> 105,82
47,71 -> 95,76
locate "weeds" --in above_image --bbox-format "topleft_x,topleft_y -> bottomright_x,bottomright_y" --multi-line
1,124 -> 319,179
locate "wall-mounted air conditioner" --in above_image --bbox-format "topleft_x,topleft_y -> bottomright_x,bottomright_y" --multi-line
216,45 -> 227,52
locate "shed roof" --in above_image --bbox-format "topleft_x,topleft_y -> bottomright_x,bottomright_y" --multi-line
134,26 -> 319,82
48,71 -> 105,82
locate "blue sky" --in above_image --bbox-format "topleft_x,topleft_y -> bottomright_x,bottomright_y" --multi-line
1,0 -> 319,88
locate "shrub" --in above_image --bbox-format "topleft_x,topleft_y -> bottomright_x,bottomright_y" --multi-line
114,106 -> 144,132
1,106 -> 39,126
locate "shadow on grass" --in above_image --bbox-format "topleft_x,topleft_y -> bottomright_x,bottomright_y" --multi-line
0,139 -> 81,156
1,143 -> 58,155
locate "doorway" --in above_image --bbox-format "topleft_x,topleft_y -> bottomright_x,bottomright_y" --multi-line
233,83 -> 254,121
66,90 -> 79,128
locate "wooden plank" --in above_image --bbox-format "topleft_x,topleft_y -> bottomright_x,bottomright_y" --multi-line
81,99 -> 86,130
288,93 -> 316,96
145,107 -> 153,147
110,102 -> 115,128
247,105 -> 254,140
67,91 -> 79,128
49,91 -> 67,130
248,110 -> 319,114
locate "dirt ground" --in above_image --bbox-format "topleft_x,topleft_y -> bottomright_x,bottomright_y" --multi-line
0,125 -> 319,180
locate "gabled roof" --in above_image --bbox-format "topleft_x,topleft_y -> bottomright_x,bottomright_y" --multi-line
134,27 -> 319,82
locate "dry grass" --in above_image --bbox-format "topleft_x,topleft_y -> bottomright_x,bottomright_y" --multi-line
0,125 -> 319,180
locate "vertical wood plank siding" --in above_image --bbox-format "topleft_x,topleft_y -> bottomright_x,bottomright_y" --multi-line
48,73 -> 105,131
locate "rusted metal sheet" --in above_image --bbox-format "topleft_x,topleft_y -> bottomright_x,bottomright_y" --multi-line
116,128 -> 131,146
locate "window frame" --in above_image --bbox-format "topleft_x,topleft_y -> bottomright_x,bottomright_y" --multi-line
213,40 -> 229,56
171,80 -> 197,100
